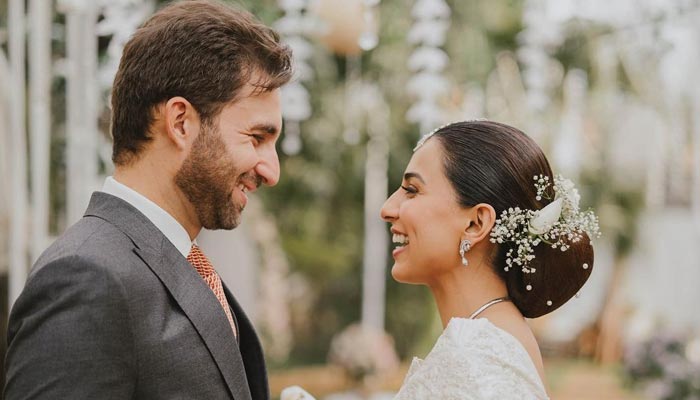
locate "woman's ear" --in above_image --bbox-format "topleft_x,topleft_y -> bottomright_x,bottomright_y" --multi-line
464,203 -> 497,245
163,96 -> 198,151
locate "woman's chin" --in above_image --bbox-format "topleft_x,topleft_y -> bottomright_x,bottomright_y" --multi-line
391,264 -> 420,284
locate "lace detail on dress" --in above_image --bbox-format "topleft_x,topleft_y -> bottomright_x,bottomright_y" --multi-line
395,318 -> 549,400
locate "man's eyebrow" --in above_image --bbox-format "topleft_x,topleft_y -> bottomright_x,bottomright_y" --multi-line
250,123 -> 280,136
404,172 -> 426,184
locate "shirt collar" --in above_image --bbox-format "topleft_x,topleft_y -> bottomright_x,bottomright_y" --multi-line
101,176 -> 193,258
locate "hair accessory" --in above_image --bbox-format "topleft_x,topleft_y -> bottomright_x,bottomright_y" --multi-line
459,239 -> 471,266
489,174 -> 601,275
414,123 -> 450,151
413,119 -> 488,151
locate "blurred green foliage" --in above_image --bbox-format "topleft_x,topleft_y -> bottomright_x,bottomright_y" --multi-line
32,0 -> 644,370
251,0 -> 528,366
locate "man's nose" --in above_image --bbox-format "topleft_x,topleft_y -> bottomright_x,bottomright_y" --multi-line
255,146 -> 280,186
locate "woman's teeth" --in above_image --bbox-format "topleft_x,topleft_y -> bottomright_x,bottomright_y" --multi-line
392,233 -> 409,245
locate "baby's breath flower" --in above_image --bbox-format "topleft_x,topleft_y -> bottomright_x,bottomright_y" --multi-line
488,174 -> 601,277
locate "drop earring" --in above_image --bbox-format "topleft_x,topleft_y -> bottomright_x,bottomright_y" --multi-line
459,239 -> 471,266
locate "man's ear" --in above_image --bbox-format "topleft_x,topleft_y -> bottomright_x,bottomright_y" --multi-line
463,203 -> 497,245
163,96 -> 199,151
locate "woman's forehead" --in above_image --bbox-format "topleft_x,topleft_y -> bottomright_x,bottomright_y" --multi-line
407,139 -> 443,174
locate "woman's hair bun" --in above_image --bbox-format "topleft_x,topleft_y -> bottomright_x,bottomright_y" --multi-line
505,234 -> 594,318
431,120 -> 596,318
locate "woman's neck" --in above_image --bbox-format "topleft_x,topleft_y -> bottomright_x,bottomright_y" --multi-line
428,264 -> 509,328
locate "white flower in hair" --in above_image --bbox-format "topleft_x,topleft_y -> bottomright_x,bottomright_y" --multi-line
529,198 -> 563,235
554,176 -> 580,218
489,174 -> 601,276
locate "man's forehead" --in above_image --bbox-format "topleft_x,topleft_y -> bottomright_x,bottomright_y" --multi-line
228,83 -> 281,106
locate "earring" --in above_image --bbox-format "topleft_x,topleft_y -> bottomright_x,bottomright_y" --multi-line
459,239 -> 471,266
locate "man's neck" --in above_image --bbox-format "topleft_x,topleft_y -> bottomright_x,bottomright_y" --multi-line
113,166 -> 201,240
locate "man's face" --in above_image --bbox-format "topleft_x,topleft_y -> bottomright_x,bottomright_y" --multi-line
175,87 -> 282,230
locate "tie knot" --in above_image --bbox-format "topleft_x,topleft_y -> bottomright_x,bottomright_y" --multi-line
187,244 -> 215,276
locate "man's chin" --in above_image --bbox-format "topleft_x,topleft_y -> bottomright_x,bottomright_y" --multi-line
209,219 -> 240,231
200,208 -> 242,231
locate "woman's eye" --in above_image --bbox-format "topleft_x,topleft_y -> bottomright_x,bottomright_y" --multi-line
401,185 -> 417,195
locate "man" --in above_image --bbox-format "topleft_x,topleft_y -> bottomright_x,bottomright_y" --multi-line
4,1 -> 292,398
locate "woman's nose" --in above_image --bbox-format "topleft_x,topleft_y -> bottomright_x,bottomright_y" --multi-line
380,190 -> 399,222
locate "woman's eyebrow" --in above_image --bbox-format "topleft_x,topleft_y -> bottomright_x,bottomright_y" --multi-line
404,172 -> 426,184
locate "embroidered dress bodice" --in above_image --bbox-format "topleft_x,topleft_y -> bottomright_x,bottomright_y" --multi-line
394,317 -> 549,400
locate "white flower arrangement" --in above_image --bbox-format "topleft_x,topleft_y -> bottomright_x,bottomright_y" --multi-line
328,323 -> 400,383
281,386 -> 316,400
489,175 -> 600,276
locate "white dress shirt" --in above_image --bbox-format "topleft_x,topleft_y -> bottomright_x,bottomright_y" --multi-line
101,176 -> 192,258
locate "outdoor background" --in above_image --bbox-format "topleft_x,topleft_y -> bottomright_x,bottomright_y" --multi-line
2,0 -> 700,399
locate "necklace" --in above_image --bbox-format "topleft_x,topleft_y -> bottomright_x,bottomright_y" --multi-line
469,296 -> 511,319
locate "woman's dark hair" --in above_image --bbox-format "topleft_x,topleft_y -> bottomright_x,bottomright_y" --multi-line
430,120 -> 593,318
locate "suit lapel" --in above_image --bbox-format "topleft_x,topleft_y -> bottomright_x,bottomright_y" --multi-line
85,192 -> 253,400
223,285 -> 270,400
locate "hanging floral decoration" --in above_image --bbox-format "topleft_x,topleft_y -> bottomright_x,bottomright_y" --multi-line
276,0 -> 316,155
405,0 -> 451,132
96,0 -> 155,90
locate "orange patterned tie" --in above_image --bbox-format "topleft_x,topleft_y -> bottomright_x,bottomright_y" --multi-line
187,244 -> 237,338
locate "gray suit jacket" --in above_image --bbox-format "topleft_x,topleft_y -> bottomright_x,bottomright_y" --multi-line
4,192 -> 269,399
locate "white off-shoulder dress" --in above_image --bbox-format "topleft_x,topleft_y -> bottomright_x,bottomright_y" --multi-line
394,317 -> 549,400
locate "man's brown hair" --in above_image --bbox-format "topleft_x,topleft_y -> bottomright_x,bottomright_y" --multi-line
111,0 -> 293,165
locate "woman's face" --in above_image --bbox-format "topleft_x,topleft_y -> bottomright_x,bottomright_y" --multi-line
380,138 -> 468,284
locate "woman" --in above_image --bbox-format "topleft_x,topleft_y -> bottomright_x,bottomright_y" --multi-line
381,120 -> 599,399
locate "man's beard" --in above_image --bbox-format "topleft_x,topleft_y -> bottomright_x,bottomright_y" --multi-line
174,125 -> 258,230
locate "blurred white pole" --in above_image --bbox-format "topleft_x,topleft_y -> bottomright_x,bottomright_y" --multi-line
66,2 -> 100,225
8,0 -> 29,307
65,9 -> 81,225
666,104 -> 685,204
361,85 -> 390,331
84,3 -> 99,192
29,0 -> 53,263
361,136 -> 389,331
689,23 -> 700,232
553,69 -> 587,179
693,96 -> 700,231
0,52 -> 10,277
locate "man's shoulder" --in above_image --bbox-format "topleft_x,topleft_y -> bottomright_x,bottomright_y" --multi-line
32,215 -> 144,278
